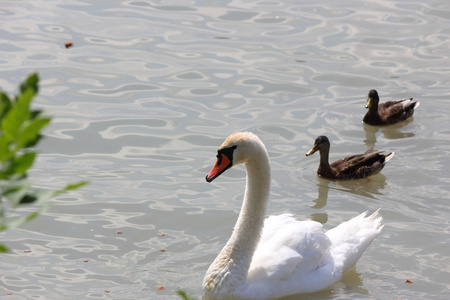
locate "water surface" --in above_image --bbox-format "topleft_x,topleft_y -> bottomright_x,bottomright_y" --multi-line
1,0 -> 450,299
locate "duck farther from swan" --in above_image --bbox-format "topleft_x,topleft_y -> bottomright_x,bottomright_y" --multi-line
203,132 -> 383,300
363,89 -> 420,126
306,136 -> 395,180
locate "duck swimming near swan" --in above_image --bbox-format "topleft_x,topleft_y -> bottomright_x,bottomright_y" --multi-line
306,135 -> 395,180
363,89 -> 420,126
203,132 -> 383,300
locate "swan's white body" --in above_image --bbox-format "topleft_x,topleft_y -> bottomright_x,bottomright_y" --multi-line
203,132 -> 383,300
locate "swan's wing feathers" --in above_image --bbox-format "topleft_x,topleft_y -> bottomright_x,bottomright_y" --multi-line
248,245 -> 302,282
325,210 -> 383,273
248,215 -> 332,282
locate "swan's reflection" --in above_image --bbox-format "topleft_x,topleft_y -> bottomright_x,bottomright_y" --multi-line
363,120 -> 415,148
274,267 -> 368,300
339,267 -> 369,296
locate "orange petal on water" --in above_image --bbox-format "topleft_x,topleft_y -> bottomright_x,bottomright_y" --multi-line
158,233 -> 165,236
157,286 -> 164,290
405,279 -> 413,283
117,231 -> 123,234
104,290 -> 110,293
160,249 -> 166,252
23,250 -> 31,253
65,41 -> 73,48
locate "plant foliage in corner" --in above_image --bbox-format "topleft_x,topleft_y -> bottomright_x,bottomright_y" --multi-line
177,290 -> 197,300
0,73 -> 88,252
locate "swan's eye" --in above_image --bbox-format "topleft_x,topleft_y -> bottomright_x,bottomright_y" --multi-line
217,145 -> 237,165
216,153 -> 222,165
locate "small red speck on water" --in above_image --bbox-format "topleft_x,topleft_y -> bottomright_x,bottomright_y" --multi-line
158,233 -> 165,236
157,286 -> 164,290
405,279 -> 413,283
104,290 -> 110,293
117,231 -> 123,234
160,249 -> 166,252
83,260 -> 89,263
23,250 -> 31,253
7,292 -> 12,295
330,290 -> 335,293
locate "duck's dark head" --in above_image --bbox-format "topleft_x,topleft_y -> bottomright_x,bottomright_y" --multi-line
306,136 -> 330,156
366,89 -> 379,108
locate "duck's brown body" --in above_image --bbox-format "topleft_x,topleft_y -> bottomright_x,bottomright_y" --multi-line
363,89 -> 420,126
306,136 -> 394,180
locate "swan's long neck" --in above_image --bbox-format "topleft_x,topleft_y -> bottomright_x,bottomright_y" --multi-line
234,151 -> 271,257
203,146 -> 271,296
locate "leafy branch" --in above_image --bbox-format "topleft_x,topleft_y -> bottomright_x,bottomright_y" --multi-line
0,73 -> 88,252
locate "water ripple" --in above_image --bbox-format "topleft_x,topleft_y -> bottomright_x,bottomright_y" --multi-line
2,0 -> 450,299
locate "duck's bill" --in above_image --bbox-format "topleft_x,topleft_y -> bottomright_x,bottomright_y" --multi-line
365,97 -> 372,108
206,153 -> 232,182
306,146 -> 318,156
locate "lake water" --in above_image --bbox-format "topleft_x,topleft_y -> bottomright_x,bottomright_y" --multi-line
1,0 -> 450,299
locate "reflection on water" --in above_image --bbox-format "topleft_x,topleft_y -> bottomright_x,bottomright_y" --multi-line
1,0 -> 450,299
309,178 -> 329,224
330,174 -> 387,200
276,267 -> 367,300
309,179 -> 330,210
363,121 -> 416,147
308,174 -> 387,224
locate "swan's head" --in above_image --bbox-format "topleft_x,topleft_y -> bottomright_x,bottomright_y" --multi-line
306,135 -> 330,156
366,89 -> 379,108
206,132 -> 265,183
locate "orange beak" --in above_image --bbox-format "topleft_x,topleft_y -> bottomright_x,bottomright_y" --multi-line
206,153 -> 232,182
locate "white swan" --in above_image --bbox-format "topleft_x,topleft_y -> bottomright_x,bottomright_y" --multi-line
203,132 -> 383,300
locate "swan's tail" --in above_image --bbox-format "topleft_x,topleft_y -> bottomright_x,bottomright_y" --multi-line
325,210 -> 383,274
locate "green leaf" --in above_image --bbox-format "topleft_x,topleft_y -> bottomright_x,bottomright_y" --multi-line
0,136 -> 13,161
0,92 -> 12,119
0,73 -> 90,251
0,243 -> 9,253
20,73 -> 39,95
2,94 -> 32,140
55,181 -> 89,196
4,211 -> 41,230
19,193 -> 38,204
11,152 -> 37,175
14,117 -> 51,150
0,177 -> 32,207
0,152 -> 37,179
26,189 -> 56,205
177,290 -> 197,300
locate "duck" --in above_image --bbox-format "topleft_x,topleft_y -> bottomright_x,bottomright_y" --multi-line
203,132 -> 383,299
363,89 -> 420,126
306,135 -> 394,180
